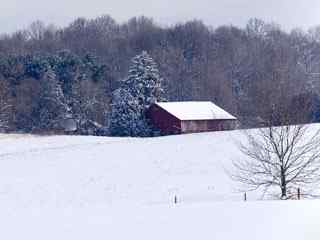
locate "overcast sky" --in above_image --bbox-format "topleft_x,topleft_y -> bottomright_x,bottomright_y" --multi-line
1,0 -> 320,33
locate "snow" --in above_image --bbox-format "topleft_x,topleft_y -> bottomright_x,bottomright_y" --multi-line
155,101 -> 237,120
2,201 -> 320,240
0,126 -> 319,239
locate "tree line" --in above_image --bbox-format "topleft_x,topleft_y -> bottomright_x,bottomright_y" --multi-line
1,16 -> 320,134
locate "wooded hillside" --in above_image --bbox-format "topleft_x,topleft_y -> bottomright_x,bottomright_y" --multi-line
1,16 -> 320,134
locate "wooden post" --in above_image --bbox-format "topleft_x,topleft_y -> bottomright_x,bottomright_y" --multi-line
244,192 -> 247,201
174,195 -> 177,204
297,188 -> 301,200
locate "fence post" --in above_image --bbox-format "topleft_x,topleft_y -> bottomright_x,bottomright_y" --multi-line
297,188 -> 301,200
244,192 -> 247,201
174,195 -> 178,204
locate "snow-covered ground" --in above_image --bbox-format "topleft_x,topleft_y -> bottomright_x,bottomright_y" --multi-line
0,127 -> 320,239
2,201 -> 319,240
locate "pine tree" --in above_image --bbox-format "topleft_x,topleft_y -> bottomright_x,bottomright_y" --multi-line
70,73 -> 85,129
123,51 -> 166,104
38,67 -> 71,130
70,73 -> 99,134
110,88 -> 140,136
110,51 -> 166,137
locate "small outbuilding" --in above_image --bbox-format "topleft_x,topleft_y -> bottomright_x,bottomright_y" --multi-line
147,101 -> 237,134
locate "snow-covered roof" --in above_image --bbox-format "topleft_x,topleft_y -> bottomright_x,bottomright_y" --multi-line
155,101 -> 237,121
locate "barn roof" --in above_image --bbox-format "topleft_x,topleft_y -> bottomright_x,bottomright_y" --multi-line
155,101 -> 237,121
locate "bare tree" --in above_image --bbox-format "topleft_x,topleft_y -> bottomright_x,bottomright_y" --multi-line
233,122 -> 320,199
0,79 -> 12,131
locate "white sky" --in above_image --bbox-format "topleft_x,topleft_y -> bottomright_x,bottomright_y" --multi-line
1,0 -> 320,33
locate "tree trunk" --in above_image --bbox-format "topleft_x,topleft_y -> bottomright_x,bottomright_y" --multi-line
280,167 -> 287,199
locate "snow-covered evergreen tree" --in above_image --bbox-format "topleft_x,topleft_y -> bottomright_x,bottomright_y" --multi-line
70,73 -> 105,135
70,73 -> 86,129
39,67 -> 72,130
110,88 -> 141,136
123,51 -> 166,104
110,51 -> 166,137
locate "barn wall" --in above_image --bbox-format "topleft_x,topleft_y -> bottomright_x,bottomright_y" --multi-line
181,119 -> 236,133
147,105 -> 182,134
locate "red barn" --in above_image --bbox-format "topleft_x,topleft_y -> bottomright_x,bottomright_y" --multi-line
147,101 -> 237,134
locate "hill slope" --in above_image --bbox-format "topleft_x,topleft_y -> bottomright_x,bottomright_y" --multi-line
0,127 -> 320,239
0,130 -> 245,207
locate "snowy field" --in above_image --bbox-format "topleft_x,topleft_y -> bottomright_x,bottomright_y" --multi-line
0,127 -> 320,239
